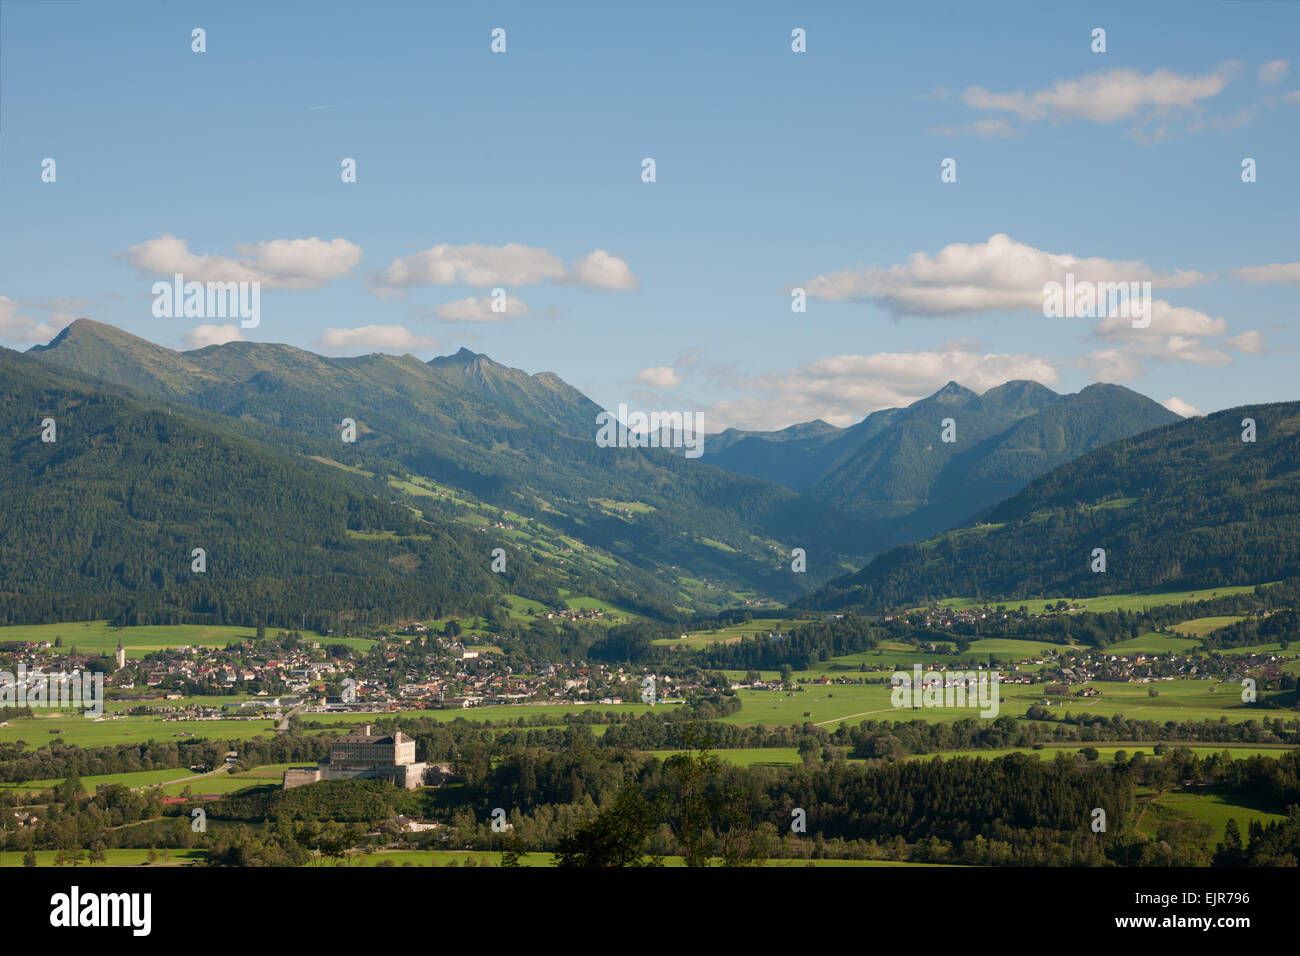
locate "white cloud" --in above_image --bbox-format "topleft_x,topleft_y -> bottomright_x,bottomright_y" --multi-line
1259,60 -> 1289,84
434,294 -> 529,322
1093,300 -> 1227,343
1163,397 -> 1204,418
369,242 -> 639,295
1230,261 -> 1300,284
372,243 -> 565,291
122,235 -> 361,290
1285,90 -> 1300,104
0,296 -> 75,343
1225,330 -> 1264,353
566,250 -> 639,291
961,65 -> 1233,124
637,366 -> 682,388
183,324 -> 245,348
316,325 -> 438,352
701,348 -> 1062,431
803,233 -> 1208,316
1079,348 -> 1144,383
1091,300 -> 1233,368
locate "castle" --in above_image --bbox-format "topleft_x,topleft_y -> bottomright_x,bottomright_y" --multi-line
283,725 -> 427,790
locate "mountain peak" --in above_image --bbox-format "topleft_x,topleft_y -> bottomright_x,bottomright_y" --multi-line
30,317 -> 135,352
920,381 -> 978,405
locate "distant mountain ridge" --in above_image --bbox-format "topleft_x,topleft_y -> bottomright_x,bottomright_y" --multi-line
702,377 -> 1180,551
798,399 -> 1300,610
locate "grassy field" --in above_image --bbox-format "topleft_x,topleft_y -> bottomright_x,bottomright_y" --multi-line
332,850 -> 944,868
1138,789 -> 1290,844
158,763 -> 300,796
653,618 -> 790,648
1106,632 -> 1203,655
0,621 -> 257,659
936,584 -> 1270,614
2,762 -> 325,798
103,694 -> 254,713
0,713 -> 296,750
0,767 -> 200,795
715,677 -> 1281,730
295,702 -> 678,727
1170,616 -> 1247,637
905,744 -> 1296,762
647,747 -> 806,767
0,849 -> 207,867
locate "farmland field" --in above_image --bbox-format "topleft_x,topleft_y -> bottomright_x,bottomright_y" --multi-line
715,678 -> 1280,729
1170,616 -> 1247,637
653,618 -> 790,648
0,713 -> 294,750
0,849 -> 207,867
1138,790 -> 1290,844
935,584 -> 1272,614
1106,632 -> 1202,655
0,621 -> 258,659
335,850 -> 945,868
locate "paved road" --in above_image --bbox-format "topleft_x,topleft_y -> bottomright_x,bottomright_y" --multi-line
131,751 -> 239,792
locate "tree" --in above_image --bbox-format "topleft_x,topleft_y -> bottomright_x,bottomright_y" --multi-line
553,784 -> 663,867
22,850 -> 36,868
497,831 -> 526,867
1213,818 -> 1248,867
779,664 -> 794,688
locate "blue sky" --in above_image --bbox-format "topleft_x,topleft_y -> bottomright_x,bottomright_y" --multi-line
2,0 -> 1297,430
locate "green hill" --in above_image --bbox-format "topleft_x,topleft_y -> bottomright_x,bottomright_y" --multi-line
0,346 -> 541,629
28,320 -> 874,605
800,400 -> 1300,609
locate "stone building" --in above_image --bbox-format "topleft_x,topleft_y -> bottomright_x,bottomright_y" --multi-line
283,725 -> 427,790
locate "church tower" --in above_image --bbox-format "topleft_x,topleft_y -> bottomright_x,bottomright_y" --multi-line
115,636 -> 126,670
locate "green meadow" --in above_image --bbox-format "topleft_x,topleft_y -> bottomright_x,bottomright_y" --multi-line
715,677 -> 1278,730
0,849 -> 207,867
0,621 -> 257,659
0,713 -> 292,750
1106,632 -> 1203,655
0,767 -> 201,795
1138,790 -> 1290,845
653,618 -> 789,648
1170,616 -> 1247,637
936,584 -> 1269,614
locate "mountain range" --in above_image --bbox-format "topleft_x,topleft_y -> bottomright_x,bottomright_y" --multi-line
703,378 -> 1179,550
0,318 -> 1214,625
799,400 -> 1300,610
